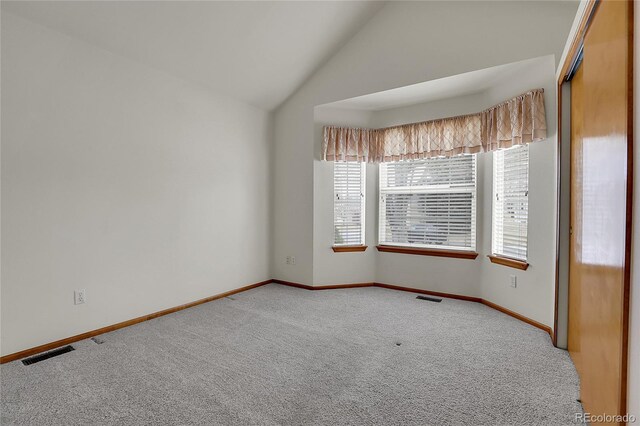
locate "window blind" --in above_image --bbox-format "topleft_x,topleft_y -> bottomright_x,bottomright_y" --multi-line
492,145 -> 529,260
334,162 -> 365,246
379,155 -> 476,251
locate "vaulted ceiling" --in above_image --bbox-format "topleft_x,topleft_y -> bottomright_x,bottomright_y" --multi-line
2,1 -> 385,110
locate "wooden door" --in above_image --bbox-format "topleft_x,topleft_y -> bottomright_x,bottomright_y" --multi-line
567,0 -> 632,422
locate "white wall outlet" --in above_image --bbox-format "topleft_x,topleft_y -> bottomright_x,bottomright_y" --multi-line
74,289 -> 86,305
290,256 -> 296,265
509,275 -> 517,288
285,256 -> 291,265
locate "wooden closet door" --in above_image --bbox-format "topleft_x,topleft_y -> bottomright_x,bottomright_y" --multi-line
568,0 -> 632,422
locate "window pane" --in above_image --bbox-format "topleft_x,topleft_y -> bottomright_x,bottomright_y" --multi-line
381,155 -> 475,188
379,155 -> 476,251
492,145 -> 529,260
334,162 -> 365,246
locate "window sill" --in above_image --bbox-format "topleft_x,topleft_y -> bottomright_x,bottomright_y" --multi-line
488,255 -> 529,270
376,245 -> 478,259
332,245 -> 368,253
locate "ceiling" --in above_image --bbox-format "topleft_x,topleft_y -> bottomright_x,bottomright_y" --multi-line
2,1 -> 385,110
323,56 -> 551,111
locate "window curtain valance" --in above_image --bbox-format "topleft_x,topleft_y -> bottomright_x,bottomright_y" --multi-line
323,88 -> 546,162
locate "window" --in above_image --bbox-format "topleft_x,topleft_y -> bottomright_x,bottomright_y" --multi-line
333,162 -> 365,246
492,145 -> 529,261
379,155 -> 477,251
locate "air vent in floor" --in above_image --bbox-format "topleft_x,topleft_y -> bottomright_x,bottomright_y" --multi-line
416,295 -> 442,303
21,346 -> 75,365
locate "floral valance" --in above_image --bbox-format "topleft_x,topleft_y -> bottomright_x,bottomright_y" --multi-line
323,89 -> 547,162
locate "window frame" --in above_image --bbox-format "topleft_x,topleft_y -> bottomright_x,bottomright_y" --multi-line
490,144 -> 530,267
332,161 -> 366,249
377,155 -> 478,254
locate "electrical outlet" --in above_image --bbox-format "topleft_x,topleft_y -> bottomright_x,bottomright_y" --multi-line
74,289 -> 86,305
290,256 -> 296,265
509,275 -> 517,288
285,256 -> 291,265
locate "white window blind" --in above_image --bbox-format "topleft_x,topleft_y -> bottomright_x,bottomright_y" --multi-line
492,145 -> 529,260
334,162 -> 365,246
379,155 -> 477,251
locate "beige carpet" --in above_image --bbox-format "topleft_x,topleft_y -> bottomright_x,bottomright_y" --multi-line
1,283 -> 582,425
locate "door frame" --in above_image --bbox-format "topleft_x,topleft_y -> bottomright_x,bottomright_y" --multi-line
554,0 -> 634,415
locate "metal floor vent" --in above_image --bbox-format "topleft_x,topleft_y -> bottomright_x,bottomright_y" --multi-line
416,295 -> 442,303
22,346 -> 74,365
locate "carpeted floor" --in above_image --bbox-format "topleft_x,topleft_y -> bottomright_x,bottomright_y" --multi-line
1,283 -> 582,425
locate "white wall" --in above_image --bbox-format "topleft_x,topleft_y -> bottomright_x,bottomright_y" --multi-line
370,92 -> 487,298
312,107 -> 377,285
1,13 -> 272,356
310,56 -> 558,326
312,93 -> 487,295
273,0 -> 578,288
479,56 -> 558,327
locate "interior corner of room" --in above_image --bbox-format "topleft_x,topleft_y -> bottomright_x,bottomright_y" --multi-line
1,1 -> 638,425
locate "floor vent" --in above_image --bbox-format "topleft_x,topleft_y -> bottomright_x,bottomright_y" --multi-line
22,346 -> 75,365
416,295 -> 442,303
